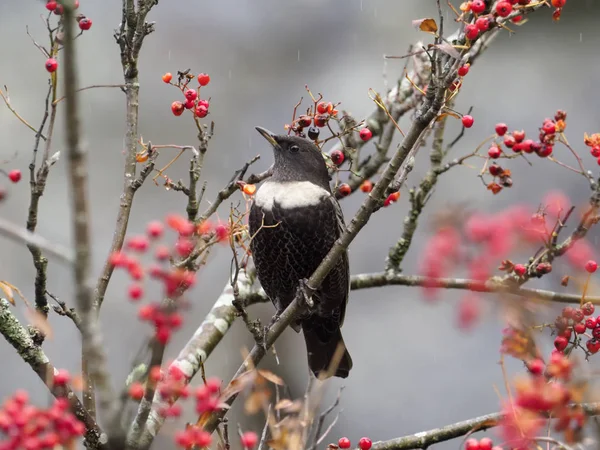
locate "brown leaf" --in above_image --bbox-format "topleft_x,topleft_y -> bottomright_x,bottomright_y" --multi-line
436,111 -> 461,121
412,18 -> 438,34
221,370 -> 255,398
244,391 -> 269,415
258,369 -> 284,386
0,281 -> 15,305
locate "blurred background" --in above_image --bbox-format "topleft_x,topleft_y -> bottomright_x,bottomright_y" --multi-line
1,0 -> 600,448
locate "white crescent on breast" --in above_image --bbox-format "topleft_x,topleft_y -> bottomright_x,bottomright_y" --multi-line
254,180 -> 331,211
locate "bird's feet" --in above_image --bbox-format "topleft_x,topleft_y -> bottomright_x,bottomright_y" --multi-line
297,278 -> 315,310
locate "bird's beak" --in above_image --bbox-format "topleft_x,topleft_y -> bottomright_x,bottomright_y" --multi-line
255,126 -> 279,149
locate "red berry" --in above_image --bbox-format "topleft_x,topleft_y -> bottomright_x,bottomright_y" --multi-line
46,1 -> 58,11
53,4 -> 64,14
591,146 -> 600,157
470,0 -> 486,14
314,114 -> 328,128
487,145 -> 501,159
585,260 -> 598,273
475,16 -> 491,31
536,144 -> 553,158
495,1 -> 513,17
511,14 -> 523,23
127,235 -> 149,252
495,123 -> 508,136
479,438 -> 494,450
128,284 -> 144,301
184,89 -> 198,101
542,121 -> 556,135
384,191 -> 400,207
587,338 -> 600,354
8,169 -> 21,183
156,327 -> 171,344
359,128 -> 373,141
53,369 -> 70,386
171,101 -> 184,116
45,58 -> 58,73
146,221 -> 164,239
513,130 -> 525,142
360,180 -> 373,193
554,335 -> 568,351
574,322 -> 586,334
582,302 -> 595,316
138,304 -> 156,321
338,438 -> 351,449
551,0 -> 566,7
129,382 -> 145,400
461,115 -> 474,128
162,73 -> 172,83
464,438 -> 479,450
457,64 -> 470,77
489,163 -> 502,176
465,24 -> 480,40
240,432 -> 258,449
330,150 -> 345,166
527,358 -> 545,375
338,183 -> 351,197
195,105 -> 208,118
521,139 -> 534,153
513,264 -> 526,276
78,17 -> 92,31
572,308 -> 584,323
358,437 -> 372,450
197,73 -> 210,86
586,317 -> 597,329
316,102 -> 328,114
184,99 -> 195,109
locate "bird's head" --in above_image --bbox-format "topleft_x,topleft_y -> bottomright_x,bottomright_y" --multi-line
255,126 -> 331,190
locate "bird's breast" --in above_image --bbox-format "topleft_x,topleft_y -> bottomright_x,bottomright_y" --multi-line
254,180 -> 330,211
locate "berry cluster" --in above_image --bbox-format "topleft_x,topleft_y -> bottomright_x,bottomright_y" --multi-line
553,300 -> 600,356
584,132 -> 600,164
464,437 -> 497,450
336,436 -> 372,450
163,71 -> 211,119
0,391 -> 85,450
43,1 -> 92,73
287,99 -> 340,142
109,214 -> 229,344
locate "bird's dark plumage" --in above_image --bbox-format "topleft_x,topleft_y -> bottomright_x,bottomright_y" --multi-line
249,127 -> 352,378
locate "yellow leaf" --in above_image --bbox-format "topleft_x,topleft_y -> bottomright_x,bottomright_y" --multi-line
0,281 -> 15,305
274,399 -> 303,413
412,18 -> 438,34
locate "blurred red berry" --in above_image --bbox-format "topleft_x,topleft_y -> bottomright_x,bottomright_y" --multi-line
513,264 -> 526,276
551,0 -> 566,6
240,432 -> 258,449
587,338 -> 600,354
129,382 -> 145,400
146,221 -> 164,239
495,123 -> 508,136
585,260 -> 598,273
128,284 -> 144,301
464,438 -> 479,450
8,169 -> 21,183
457,64 -> 470,77
338,183 -> 351,197
475,16 -> 491,31
360,180 -> 373,193
470,0 -> 486,14
53,369 -> 70,386
554,335 -> 568,351
330,149 -> 345,166
46,1 -> 58,11
465,24 -> 479,40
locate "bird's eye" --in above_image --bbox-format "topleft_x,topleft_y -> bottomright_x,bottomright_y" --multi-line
289,145 -> 300,153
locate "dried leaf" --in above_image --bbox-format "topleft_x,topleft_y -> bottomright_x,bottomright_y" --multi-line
433,41 -> 461,60
0,281 -> 15,305
221,370 -> 255,398
436,111 -> 461,121
25,308 -> 53,339
258,369 -> 284,386
412,18 -> 438,34
274,399 -> 303,413
244,391 -> 269,415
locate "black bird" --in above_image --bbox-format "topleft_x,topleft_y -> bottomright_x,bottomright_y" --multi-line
249,127 -> 352,379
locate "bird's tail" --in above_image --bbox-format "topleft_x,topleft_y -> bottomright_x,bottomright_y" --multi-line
302,325 -> 352,379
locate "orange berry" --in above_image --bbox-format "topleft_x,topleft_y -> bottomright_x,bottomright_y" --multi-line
242,184 -> 257,196
162,72 -> 172,83
360,180 -> 373,193
135,152 -> 149,163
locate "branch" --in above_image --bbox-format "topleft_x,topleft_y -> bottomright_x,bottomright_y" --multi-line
370,402 -> 600,450
0,217 -> 73,263
132,269 -> 263,448
0,299 -> 106,449
61,0 -> 116,427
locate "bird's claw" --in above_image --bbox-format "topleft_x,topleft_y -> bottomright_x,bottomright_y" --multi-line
297,278 -> 315,309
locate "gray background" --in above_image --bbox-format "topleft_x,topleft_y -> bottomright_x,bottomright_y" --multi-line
1,0 -> 600,448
